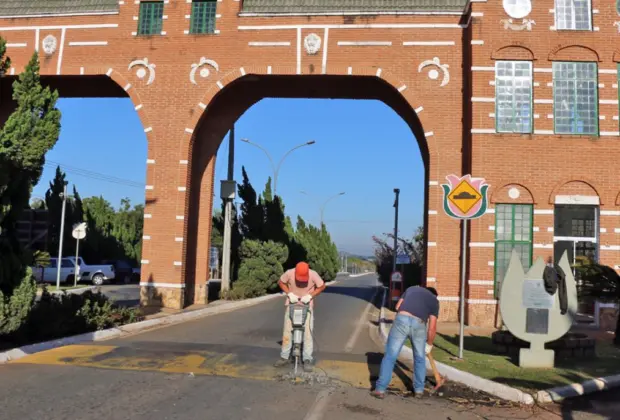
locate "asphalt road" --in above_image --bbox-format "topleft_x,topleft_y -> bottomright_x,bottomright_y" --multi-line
0,274 -> 615,419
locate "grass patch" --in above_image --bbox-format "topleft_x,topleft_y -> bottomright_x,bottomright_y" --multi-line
406,333 -> 620,392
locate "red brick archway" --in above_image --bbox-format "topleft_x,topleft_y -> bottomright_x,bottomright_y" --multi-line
0,3 -> 468,323
181,73 -> 448,305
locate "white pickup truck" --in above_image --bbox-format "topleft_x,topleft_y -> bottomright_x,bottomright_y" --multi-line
33,257 -> 116,286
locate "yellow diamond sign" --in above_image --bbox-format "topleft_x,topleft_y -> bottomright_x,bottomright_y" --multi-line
448,180 -> 481,215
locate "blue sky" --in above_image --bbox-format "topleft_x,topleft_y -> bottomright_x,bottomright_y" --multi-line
33,97 -> 425,256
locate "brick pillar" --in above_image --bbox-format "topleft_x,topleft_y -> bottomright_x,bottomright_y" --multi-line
139,114 -> 190,310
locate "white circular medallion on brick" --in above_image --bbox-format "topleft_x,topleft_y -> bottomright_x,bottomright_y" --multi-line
42,35 -> 57,55
304,33 -> 321,55
508,187 -> 520,199
502,0 -> 532,19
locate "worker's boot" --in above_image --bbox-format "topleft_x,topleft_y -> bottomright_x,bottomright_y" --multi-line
274,358 -> 290,368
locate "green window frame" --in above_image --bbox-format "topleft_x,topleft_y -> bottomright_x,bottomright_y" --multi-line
495,61 -> 533,134
190,0 -> 217,34
137,1 -> 164,36
494,204 -> 533,297
552,61 -> 598,135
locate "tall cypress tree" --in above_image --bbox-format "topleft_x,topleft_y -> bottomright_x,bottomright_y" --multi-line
45,166 -> 68,254
237,167 -> 264,240
0,45 -> 61,334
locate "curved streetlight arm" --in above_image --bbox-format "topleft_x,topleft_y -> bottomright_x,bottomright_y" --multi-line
242,139 -> 314,195
273,141 -> 315,194
320,192 -> 346,225
241,139 -> 277,179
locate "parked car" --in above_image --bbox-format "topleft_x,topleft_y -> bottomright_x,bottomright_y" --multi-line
32,258 -> 76,284
64,257 -> 116,285
101,260 -> 135,284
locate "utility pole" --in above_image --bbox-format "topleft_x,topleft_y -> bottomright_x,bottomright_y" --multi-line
392,188 -> 400,273
55,183 -> 67,291
220,126 -> 235,292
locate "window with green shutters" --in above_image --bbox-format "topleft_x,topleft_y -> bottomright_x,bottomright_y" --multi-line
137,1 -> 164,36
494,204 -> 533,297
552,62 -> 598,135
190,0 -> 217,34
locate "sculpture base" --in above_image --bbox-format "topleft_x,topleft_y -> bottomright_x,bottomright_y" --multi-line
519,348 -> 555,368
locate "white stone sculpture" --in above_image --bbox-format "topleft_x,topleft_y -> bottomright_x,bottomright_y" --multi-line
304,33 -> 321,55
499,250 -> 577,368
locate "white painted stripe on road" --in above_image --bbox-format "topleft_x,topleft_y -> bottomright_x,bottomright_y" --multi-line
303,388 -> 333,420
344,286 -> 379,353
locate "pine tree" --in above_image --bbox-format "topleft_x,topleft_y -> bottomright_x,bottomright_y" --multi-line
262,176 -> 273,202
237,167 -> 264,240
45,166 -> 68,254
0,46 -> 61,334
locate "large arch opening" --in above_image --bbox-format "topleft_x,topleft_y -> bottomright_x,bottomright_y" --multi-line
184,74 -> 433,303
0,74 -> 148,291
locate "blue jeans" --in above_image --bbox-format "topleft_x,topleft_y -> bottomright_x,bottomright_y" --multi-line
375,314 -> 427,394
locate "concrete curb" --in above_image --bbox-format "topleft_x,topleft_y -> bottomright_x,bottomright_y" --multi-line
36,285 -> 97,298
0,275 -> 345,365
535,374 -> 620,403
50,286 -> 97,295
377,287 -> 535,405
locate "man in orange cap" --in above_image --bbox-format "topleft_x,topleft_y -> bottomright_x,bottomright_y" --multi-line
274,261 -> 326,372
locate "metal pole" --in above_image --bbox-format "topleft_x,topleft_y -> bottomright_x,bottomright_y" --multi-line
458,218 -> 468,359
55,184 -> 67,291
392,189 -> 400,273
74,237 -> 80,287
221,126 -> 235,292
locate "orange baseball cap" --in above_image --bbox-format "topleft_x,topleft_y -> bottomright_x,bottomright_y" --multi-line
295,262 -> 310,282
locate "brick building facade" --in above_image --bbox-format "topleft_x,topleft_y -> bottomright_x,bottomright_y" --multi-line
0,0 -> 618,327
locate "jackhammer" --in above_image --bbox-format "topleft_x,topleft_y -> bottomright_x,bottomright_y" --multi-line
289,301 -> 310,375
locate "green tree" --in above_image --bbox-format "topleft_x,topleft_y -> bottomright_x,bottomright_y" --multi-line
0,45 -> 61,334
45,166 -> 68,254
293,217 -> 339,281
111,198 -> 143,264
81,196 -> 118,262
227,239 -> 288,299
237,167 -> 264,240
45,167 -> 86,257
262,176 -> 273,202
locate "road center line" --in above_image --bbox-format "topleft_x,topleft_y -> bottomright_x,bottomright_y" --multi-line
344,286 -> 379,353
303,388 -> 333,420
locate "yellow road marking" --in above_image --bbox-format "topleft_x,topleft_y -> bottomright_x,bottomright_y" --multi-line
11,345 -> 408,391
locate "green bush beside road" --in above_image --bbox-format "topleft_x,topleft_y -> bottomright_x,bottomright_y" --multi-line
1,287 -> 142,351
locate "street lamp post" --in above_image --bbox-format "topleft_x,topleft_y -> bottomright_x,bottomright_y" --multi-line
300,191 -> 345,225
240,139 -> 315,195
